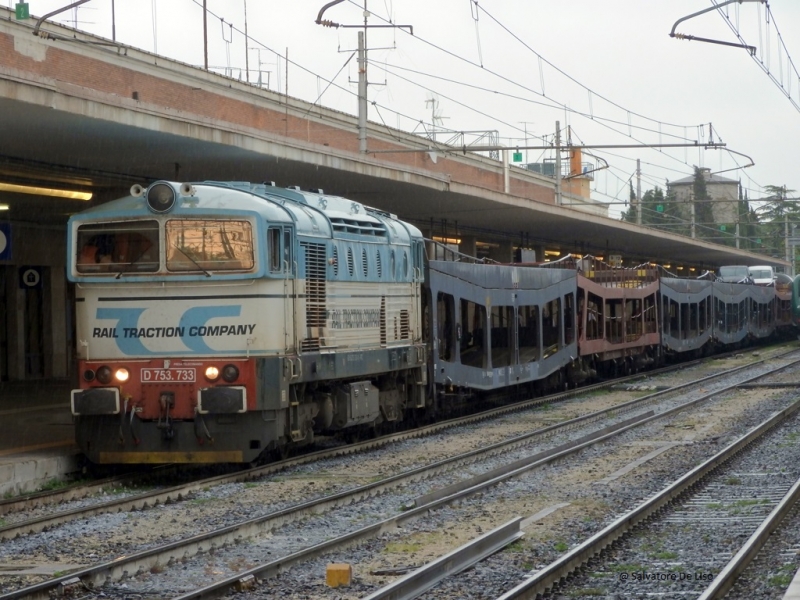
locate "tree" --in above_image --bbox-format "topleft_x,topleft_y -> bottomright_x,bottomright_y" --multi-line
692,167 -> 715,240
737,186 -> 758,250
621,181 -> 637,223
639,187 -> 688,234
756,185 -> 800,258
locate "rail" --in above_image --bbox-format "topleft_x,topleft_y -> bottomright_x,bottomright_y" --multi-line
696,475 -> 800,599
495,396 -> 800,600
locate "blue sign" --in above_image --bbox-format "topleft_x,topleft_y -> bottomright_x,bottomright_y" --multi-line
19,266 -> 42,289
0,223 -> 10,261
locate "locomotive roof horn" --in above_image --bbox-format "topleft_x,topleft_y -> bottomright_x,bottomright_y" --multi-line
130,184 -> 145,198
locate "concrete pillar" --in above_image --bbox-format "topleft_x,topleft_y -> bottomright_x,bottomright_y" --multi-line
9,269 -> 25,380
488,240 -> 513,263
459,236 -> 477,259
420,229 -> 435,261
0,267 -> 5,381
48,267 -> 67,378
532,245 -> 546,263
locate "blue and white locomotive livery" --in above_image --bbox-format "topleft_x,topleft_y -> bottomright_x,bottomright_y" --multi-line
68,181 -> 426,464
68,180 -> 796,465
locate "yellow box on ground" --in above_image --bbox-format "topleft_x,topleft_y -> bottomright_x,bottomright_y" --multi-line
326,563 -> 353,588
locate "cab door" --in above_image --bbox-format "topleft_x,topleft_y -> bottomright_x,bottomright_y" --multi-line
268,226 -> 296,353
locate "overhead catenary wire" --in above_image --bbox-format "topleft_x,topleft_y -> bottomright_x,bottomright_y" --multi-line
351,1 -> 757,202
712,0 -> 800,112
371,61 -> 694,144
355,0 -> 710,149
167,1 -> 774,218
181,0 -> 744,197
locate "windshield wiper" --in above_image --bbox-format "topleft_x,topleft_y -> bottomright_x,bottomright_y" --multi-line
171,243 -> 212,277
114,245 -> 153,279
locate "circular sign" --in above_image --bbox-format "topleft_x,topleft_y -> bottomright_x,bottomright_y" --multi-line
0,230 -> 6,255
22,268 -> 40,287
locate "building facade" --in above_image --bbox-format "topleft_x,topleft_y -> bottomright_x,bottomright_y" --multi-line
667,168 -> 740,225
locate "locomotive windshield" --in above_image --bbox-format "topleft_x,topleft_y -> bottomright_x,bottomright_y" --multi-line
166,219 -> 254,272
76,220 -> 159,274
75,219 -> 255,275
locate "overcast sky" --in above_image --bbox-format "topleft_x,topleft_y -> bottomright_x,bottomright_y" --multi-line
17,1 -> 800,217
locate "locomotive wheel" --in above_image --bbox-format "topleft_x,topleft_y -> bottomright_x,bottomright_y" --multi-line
271,444 -> 291,462
343,429 -> 362,444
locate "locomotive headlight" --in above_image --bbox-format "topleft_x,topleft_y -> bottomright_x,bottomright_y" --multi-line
114,368 -> 130,383
222,364 -> 240,382
83,369 -> 96,382
205,366 -> 220,382
146,182 -> 176,213
96,366 -> 113,385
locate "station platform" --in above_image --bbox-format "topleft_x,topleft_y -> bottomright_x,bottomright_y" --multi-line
0,379 -> 81,496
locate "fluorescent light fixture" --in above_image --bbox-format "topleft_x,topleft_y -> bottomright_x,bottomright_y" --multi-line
0,182 -> 92,200
0,204 -> 8,211
432,236 -> 462,244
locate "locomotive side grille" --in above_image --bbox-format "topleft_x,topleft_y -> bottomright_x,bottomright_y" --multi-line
330,217 -> 387,237
332,246 -> 339,277
400,309 -> 410,339
302,242 -> 327,352
380,296 -> 387,346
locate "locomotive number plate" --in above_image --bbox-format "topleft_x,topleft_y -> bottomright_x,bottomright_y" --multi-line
141,368 -> 196,383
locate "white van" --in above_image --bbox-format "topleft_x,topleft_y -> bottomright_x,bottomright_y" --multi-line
717,265 -> 751,284
748,265 -> 775,286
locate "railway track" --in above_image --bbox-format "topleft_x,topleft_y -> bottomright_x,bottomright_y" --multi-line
722,486 -> 800,599
0,343 -> 789,522
496,391 -> 800,600
1,345 -> 793,538
0,346 -> 797,599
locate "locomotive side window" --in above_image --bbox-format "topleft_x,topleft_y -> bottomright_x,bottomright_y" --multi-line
269,228 -> 281,272
166,220 -> 254,272
283,229 -> 293,271
76,220 -> 159,274
267,227 -> 294,273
